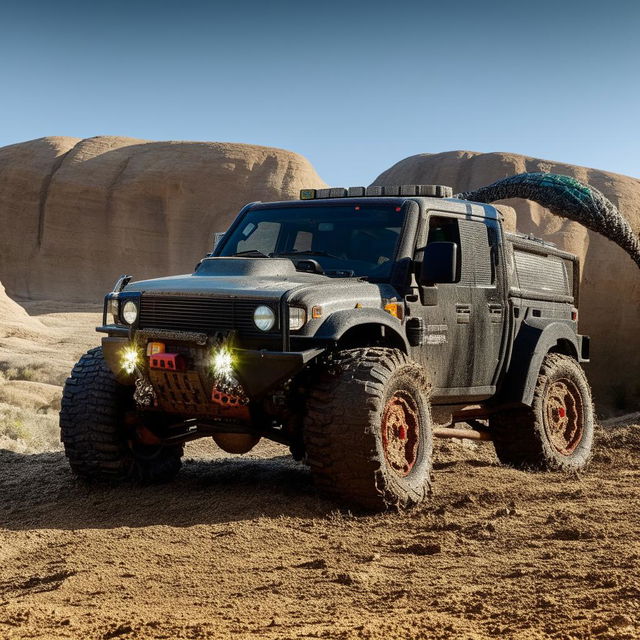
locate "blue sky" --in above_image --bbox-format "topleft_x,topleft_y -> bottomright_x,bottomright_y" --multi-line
1,0 -> 638,185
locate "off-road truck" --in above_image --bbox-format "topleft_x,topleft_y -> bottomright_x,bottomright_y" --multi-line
60,184 -> 594,510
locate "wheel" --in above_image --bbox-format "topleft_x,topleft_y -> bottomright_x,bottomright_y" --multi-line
490,353 -> 594,471
60,347 -> 183,483
303,347 -> 432,511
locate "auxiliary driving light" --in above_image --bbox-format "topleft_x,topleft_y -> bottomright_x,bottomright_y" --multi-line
253,305 -> 275,331
107,298 -> 120,324
211,346 -> 235,380
122,300 -> 138,325
121,345 -> 141,375
289,306 -> 307,331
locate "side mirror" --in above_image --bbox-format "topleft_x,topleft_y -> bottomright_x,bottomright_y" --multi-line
419,242 -> 458,285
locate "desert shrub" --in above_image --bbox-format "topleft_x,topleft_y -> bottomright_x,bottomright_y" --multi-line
1,415 -> 28,440
0,360 -> 66,386
0,403 -> 61,453
3,364 -> 51,383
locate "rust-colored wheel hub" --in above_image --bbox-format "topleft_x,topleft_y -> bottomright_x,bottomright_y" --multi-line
381,392 -> 420,476
544,378 -> 584,455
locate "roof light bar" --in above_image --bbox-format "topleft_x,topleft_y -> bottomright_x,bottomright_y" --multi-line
299,184 -> 453,200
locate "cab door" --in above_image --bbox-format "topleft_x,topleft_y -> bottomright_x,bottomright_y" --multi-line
457,217 -> 506,390
408,213 -> 475,396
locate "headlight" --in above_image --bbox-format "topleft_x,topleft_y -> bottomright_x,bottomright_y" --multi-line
122,300 -> 139,325
107,298 -> 120,324
289,307 -> 307,331
253,305 -> 276,331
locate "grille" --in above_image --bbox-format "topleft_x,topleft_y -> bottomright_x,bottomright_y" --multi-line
138,295 -> 278,337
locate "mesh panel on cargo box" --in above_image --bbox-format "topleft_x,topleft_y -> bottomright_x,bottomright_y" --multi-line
514,251 -> 570,296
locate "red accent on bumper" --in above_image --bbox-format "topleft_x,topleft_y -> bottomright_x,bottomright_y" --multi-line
149,353 -> 186,371
211,389 -> 250,421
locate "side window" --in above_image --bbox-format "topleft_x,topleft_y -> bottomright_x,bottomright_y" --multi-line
427,217 -> 460,247
422,216 -> 461,283
458,220 -> 495,287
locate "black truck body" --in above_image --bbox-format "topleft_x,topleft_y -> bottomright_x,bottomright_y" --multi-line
99,194 -> 587,413
62,185 -> 594,510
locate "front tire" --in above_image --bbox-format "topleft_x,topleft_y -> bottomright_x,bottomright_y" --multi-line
490,353 -> 594,471
304,348 -> 432,511
60,347 -> 182,483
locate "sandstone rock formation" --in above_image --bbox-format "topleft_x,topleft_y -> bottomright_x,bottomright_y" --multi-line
0,280 -> 46,338
0,136 -> 326,301
373,151 -> 640,407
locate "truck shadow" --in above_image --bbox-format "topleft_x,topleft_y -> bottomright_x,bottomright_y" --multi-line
0,449 -> 336,531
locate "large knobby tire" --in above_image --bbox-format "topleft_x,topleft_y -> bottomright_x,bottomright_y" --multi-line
304,348 -> 432,511
490,353 -> 594,471
60,347 -> 183,483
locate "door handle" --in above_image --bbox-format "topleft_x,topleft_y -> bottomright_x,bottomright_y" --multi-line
488,304 -> 503,323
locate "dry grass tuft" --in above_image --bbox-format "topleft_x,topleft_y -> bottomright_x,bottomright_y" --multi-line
0,402 -> 61,453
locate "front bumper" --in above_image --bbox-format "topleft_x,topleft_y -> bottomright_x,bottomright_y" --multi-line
101,336 -> 323,399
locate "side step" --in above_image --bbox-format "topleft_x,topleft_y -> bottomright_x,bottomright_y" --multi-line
433,427 -> 492,441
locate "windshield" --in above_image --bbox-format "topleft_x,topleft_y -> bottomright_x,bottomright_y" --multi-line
217,205 -> 404,279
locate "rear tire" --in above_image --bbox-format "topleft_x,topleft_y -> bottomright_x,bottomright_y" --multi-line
304,348 -> 432,511
490,353 -> 593,471
60,347 -> 182,483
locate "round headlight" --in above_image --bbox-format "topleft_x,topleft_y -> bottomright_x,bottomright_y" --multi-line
122,300 -> 138,325
254,305 -> 275,332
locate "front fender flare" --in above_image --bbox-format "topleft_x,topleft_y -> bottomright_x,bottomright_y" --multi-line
315,308 -> 409,351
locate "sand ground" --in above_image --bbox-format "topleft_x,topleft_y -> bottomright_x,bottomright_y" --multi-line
0,305 -> 638,640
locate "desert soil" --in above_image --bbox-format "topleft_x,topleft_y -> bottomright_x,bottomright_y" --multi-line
1,306 -> 639,640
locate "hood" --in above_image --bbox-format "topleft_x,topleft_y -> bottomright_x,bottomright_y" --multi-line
122,257 -> 398,307
124,257 -> 345,301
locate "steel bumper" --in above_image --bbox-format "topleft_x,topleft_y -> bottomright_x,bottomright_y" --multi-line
101,336 -> 324,397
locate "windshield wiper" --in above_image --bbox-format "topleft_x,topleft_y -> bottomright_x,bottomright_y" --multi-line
232,249 -> 269,258
273,250 -> 342,260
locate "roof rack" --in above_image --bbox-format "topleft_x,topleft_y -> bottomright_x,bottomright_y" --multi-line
300,185 -> 454,200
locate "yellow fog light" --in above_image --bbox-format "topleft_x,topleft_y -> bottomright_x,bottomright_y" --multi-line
121,345 -> 141,375
211,346 -> 235,380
